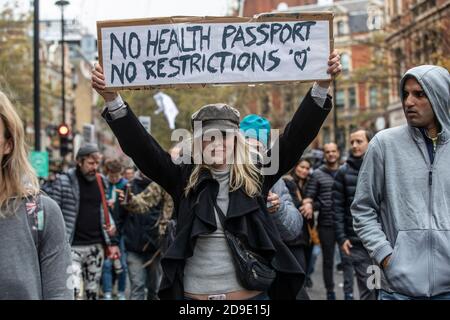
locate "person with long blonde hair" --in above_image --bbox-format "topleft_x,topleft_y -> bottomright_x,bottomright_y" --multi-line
0,91 -> 73,299
92,50 -> 341,300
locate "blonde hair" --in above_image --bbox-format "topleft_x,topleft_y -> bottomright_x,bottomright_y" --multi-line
0,91 -> 39,218
184,132 -> 262,197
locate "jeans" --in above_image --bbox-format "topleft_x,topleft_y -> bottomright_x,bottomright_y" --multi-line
339,247 -> 354,295
102,236 -> 128,294
379,290 -> 450,300
306,244 -> 321,276
127,250 -> 162,300
348,243 -> 377,300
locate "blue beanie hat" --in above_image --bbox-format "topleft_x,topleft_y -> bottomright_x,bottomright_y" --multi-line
240,114 -> 271,148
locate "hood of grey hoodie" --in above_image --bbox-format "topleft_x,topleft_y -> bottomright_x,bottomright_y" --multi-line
399,65 -> 450,142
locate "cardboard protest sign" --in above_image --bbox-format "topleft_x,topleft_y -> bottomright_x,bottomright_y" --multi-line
97,13 -> 333,89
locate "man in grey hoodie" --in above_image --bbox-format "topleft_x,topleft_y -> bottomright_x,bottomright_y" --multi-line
351,65 -> 450,300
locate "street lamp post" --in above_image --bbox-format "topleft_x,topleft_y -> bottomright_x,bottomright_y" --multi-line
55,0 -> 69,125
33,0 -> 40,151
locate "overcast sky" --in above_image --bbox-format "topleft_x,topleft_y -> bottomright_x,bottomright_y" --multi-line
1,0 -> 231,34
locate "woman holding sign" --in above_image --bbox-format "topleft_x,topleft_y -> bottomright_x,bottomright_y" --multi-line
92,50 -> 341,300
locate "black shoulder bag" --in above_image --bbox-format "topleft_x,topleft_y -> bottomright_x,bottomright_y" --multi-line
214,201 -> 276,291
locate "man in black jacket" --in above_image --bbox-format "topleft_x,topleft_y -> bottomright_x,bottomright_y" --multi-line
303,142 -> 340,300
333,128 -> 376,300
49,144 -> 120,300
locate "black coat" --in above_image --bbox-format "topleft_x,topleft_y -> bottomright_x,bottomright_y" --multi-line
332,154 -> 363,246
102,89 -> 332,299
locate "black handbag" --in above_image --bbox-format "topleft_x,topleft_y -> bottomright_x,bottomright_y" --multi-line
214,202 -> 276,291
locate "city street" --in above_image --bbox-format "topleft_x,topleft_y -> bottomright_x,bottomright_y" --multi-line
306,253 -> 360,300
0,0 -> 448,303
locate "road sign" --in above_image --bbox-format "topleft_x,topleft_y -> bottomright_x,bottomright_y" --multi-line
30,151 -> 49,178
83,124 -> 96,143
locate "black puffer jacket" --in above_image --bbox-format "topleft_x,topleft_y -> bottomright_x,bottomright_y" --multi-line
48,168 -> 118,245
332,154 -> 363,246
304,165 -> 338,228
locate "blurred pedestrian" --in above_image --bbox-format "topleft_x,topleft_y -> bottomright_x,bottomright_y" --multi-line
117,170 -> 173,300
333,128 -> 376,300
303,143 -> 348,300
123,166 -> 136,182
101,158 -> 128,300
0,91 -> 72,299
48,144 -> 120,300
283,158 -> 319,290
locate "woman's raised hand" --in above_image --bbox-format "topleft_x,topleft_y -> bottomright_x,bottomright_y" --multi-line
91,63 -> 119,103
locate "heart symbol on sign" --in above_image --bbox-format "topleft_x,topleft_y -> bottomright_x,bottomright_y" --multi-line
293,47 -> 311,70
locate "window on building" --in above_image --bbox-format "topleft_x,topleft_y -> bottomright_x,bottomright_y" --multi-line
348,87 -> 356,109
261,94 -> 270,115
337,21 -> 346,36
341,53 -> 350,73
396,0 -> 402,15
370,87 -> 378,109
322,127 -> 331,144
337,126 -> 346,151
336,90 -> 345,108
368,14 -> 382,30
284,88 -> 294,113
394,48 -> 403,82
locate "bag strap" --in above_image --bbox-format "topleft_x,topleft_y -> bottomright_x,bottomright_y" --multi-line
96,173 -> 111,229
25,194 -> 44,251
213,200 -> 227,229
213,199 -> 271,266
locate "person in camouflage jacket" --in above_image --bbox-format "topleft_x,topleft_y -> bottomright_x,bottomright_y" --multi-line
121,178 -> 174,238
117,171 -> 173,300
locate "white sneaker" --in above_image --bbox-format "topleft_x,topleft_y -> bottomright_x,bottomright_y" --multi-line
103,292 -> 113,300
117,292 -> 126,300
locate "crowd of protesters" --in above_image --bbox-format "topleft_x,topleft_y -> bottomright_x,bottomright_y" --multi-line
0,59 -> 448,301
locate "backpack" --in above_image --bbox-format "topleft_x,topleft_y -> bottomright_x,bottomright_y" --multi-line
25,194 -> 45,251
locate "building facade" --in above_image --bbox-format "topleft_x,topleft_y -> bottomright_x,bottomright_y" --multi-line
40,18 -> 99,166
384,0 -> 450,127
242,0 -> 386,152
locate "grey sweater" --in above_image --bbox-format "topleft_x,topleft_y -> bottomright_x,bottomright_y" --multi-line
184,167 -> 244,294
184,168 -> 304,294
270,179 -> 303,241
0,195 -> 73,300
351,65 -> 450,297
